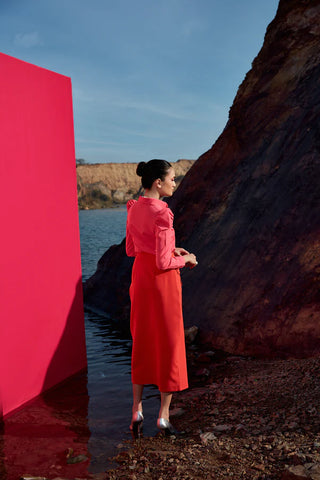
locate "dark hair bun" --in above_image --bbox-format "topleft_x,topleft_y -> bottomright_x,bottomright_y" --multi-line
136,162 -> 146,177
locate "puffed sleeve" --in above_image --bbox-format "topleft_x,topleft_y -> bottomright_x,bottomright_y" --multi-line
126,200 -> 136,257
155,206 -> 186,270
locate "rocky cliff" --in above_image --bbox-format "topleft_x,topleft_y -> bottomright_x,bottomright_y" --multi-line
77,160 -> 194,209
84,0 -> 320,358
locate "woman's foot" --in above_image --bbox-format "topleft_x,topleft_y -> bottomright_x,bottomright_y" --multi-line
157,417 -> 176,436
130,411 -> 144,438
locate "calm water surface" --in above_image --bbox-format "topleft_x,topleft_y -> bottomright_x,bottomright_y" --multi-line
79,207 -> 127,282
2,208 -> 160,479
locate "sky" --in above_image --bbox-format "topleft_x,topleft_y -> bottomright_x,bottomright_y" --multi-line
1,0 -> 279,164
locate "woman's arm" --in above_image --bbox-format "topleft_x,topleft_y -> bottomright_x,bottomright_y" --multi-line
155,208 -> 186,270
126,199 -> 136,257
126,228 -> 135,257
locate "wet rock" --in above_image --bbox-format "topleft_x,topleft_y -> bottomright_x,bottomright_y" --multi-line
282,464 -> 320,480
20,477 -> 49,480
287,452 -> 306,465
88,474 -> 109,480
65,447 -> 88,464
306,463 -> 320,479
184,326 -> 199,345
281,465 -> 308,479
66,453 -> 89,464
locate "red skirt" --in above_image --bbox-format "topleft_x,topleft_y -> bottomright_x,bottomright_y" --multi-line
129,252 -> 188,392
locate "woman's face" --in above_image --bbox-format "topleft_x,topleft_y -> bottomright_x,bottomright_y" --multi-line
158,167 -> 176,197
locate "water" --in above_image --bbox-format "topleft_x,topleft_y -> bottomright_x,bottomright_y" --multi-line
1,208 -> 160,479
80,209 -> 160,470
78,208 -> 127,282
85,311 -> 159,472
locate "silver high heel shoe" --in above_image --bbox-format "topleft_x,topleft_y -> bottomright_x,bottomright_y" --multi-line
157,417 -> 176,436
130,411 -> 144,438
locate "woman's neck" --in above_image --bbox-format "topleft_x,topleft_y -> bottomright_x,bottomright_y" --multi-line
143,188 -> 160,199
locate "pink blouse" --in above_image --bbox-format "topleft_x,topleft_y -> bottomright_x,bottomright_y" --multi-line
126,196 -> 186,270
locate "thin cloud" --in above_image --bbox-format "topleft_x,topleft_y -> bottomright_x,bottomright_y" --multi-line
14,32 -> 42,48
76,138 -> 127,147
112,99 -> 191,121
180,19 -> 206,38
72,88 -> 94,103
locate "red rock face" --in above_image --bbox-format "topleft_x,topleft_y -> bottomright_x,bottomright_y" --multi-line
84,0 -> 320,357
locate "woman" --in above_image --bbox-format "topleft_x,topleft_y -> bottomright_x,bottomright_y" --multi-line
126,159 -> 197,437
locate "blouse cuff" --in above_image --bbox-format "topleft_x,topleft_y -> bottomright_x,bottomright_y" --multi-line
175,255 -> 186,268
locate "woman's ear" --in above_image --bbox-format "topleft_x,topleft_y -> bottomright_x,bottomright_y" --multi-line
156,178 -> 162,188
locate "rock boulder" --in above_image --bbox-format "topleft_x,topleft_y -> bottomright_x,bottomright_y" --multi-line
84,0 -> 320,357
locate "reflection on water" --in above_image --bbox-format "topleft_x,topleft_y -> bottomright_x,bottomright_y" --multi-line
85,311 -> 160,473
1,209 -> 163,477
1,311 -> 161,478
2,371 -> 90,480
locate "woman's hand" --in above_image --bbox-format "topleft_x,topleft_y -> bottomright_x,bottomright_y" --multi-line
174,247 -> 189,256
183,253 -> 198,268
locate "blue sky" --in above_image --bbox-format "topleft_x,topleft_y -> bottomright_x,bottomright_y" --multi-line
1,0 -> 279,163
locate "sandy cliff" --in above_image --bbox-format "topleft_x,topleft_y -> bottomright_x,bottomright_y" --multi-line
77,160 -> 194,208
84,0 -> 320,357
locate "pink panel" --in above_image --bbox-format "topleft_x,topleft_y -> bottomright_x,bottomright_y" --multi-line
0,53 -> 87,417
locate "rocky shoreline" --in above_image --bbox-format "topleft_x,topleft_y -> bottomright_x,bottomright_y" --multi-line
19,346 -> 320,480
104,349 -> 320,480
77,160 -> 195,209
104,350 -> 320,480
